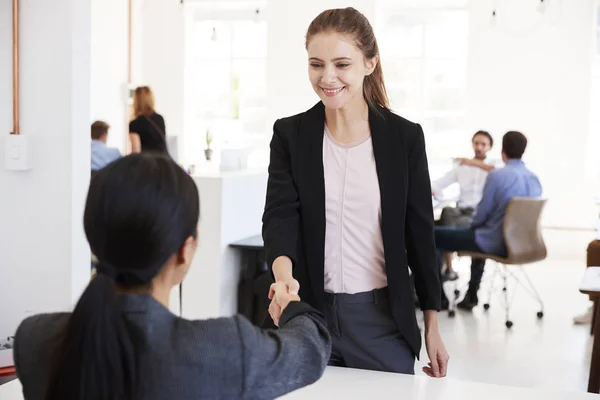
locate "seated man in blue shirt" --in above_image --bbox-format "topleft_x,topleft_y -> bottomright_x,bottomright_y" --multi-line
91,121 -> 121,171
435,131 -> 542,311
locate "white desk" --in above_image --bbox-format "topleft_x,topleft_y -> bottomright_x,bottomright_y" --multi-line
0,379 -> 21,399
280,367 -> 597,399
182,170 -> 267,320
2,367 -> 595,400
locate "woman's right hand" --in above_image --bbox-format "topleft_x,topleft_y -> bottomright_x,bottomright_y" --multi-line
268,278 -> 300,326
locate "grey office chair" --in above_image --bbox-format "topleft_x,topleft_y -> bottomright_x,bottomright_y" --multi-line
456,197 -> 548,328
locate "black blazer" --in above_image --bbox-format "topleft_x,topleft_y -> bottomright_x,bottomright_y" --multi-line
262,102 -> 441,357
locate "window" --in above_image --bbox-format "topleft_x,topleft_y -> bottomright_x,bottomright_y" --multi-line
375,3 -> 469,178
185,2 -> 268,166
587,3 -> 600,178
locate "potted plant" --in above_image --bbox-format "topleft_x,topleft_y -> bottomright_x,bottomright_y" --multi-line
205,129 -> 214,161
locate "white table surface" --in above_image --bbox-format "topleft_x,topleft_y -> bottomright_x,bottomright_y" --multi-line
0,379 -> 21,400
280,367 -> 597,399
2,367 -> 596,399
580,266 -> 600,293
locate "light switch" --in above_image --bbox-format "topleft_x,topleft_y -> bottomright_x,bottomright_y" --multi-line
4,134 -> 31,171
11,145 -> 19,159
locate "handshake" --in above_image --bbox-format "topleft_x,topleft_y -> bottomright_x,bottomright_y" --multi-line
268,278 -> 301,326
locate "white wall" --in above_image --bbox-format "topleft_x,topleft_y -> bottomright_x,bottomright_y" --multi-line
265,0 -> 376,128
183,172 -> 267,320
466,0 -> 596,229
0,0 -> 92,336
140,0 -> 185,148
90,0 -> 129,151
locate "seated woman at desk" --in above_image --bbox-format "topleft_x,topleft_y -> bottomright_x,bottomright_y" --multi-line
13,153 -> 331,400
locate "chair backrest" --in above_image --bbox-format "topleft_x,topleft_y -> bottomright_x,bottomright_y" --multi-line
503,197 -> 548,264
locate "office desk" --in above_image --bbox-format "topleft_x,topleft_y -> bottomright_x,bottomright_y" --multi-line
281,367 -> 597,399
230,235 -> 264,251
0,379 -> 20,399
230,235 -> 271,325
3,367 -> 593,400
580,266 -> 600,393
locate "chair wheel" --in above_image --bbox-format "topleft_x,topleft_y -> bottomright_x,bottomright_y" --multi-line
537,311 -> 544,319
506,320 -> 513,328
449,310 -> 456,318
483,303 -> 490,310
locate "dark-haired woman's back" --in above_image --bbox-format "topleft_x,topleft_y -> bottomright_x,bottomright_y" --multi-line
13,152 -> 330,400
15,293 -> 330,399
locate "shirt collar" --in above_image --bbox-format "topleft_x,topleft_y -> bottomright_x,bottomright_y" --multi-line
506,159 -> 524,166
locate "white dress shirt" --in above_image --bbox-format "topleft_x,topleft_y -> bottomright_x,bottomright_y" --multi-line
431,158 -> 502,209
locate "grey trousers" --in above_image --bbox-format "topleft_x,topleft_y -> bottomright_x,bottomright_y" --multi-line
438,206 -> 474,228
324,287 -> 415,375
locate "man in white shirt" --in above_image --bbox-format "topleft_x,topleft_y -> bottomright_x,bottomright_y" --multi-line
432,130 -> 500,281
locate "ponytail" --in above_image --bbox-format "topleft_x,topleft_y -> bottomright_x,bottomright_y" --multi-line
43,153 -> 199,399
45,275 -> 142,400
363,61 -> 390,110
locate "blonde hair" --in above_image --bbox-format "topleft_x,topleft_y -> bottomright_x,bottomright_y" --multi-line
132,86 -> 155,118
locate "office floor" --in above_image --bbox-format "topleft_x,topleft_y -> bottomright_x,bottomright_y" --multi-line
416,229 -> 596,393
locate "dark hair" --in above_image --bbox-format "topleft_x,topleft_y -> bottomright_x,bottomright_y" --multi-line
502,131 -> 528,159
91,120 -> 110,140
306,7 -> 390,110
45,153 -> 200,400
472,130 -> 493,148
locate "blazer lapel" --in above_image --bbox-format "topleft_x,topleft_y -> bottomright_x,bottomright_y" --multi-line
299,102 -> 326,296
370,107 -> 406,278
370,106 -> 393,222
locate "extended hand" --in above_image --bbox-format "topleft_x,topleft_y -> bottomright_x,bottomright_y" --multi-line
456,157 -> 473,166
268,279 -> 300,326
423,330 -> 449,378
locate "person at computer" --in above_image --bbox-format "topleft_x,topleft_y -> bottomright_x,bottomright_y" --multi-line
432,130 -> 500,282
434,131 -> 542,310
91,121 -> 120,171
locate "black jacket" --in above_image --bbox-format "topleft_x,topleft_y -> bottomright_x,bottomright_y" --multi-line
262,102 -> 441,356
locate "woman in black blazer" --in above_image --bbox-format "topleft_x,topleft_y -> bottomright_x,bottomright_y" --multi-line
263,7 -> 449,376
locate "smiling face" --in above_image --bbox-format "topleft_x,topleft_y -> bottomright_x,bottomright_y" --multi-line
307,31 -> 377,111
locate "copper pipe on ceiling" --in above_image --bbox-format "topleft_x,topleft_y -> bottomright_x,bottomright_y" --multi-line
12,0 -> 20,135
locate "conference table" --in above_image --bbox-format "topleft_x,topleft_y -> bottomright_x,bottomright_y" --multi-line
1,367 -> 595,399
280,367 -> 596,399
